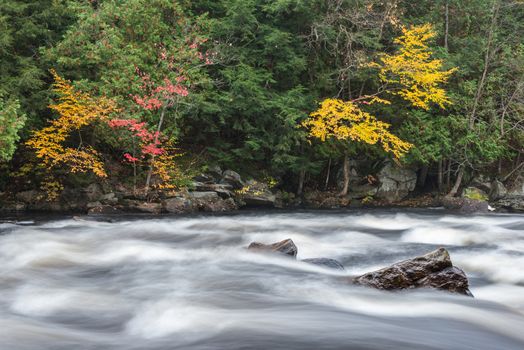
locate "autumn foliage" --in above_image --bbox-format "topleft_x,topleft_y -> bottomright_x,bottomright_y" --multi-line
303,24 -> 456,159
304,98 -> 412,158
376,24 -> 456,110
26,70 -> 115,177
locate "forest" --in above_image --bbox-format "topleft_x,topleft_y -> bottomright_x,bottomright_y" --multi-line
1,0 -> 523,211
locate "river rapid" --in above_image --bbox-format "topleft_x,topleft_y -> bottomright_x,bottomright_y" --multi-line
1,210 -> 524,350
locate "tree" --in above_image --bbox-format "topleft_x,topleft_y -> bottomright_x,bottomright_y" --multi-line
303,24 -> 455,196
26,71 -> 116,199
0,0 -> 79,127
0,96 -> 26,162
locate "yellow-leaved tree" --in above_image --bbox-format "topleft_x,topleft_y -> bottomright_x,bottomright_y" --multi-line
26,70 -> 116,199
303,24 -> 456,196
377,23 -> 456,110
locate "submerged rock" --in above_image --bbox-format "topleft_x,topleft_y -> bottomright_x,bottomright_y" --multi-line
248,238 -> 297,258
302,258 -> 345,270
354,248 -> 472,296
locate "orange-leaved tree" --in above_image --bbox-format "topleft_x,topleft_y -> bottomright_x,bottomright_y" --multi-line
303,24 -> 456,196
26,70 -> 116,199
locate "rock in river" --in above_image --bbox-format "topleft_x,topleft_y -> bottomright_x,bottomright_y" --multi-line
248,238 -> 297,258
302,258 -> 345,270
354,248 -> 472,296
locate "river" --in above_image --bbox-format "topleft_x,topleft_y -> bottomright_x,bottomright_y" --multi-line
1,209 -> 524,349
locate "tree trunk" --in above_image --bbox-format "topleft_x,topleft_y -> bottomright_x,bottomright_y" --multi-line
437,159 -> 443,192
446,160 -> 451,188
339,154 -> 350,197
447,166 -> 464,197
297,169 -> 306,196
418,164 -> 429,189
324,158 -> 331,191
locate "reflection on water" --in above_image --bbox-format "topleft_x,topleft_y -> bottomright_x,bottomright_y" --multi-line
1,210 -> 524,350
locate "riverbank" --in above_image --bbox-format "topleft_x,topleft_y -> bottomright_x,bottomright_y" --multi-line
2,165 -> 524,215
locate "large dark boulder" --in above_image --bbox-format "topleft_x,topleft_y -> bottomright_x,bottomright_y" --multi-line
354,248 -> 472,296
248,238 -> 297,258
302,258 -> 345,270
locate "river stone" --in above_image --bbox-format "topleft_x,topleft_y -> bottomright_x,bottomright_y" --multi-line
164,197 -> 195,214
133,202 -> 162,214
495,196 -> 524,213
442,196 -> 489,213
238,180 -> 276,207
87,205 -> 122,215
507,174 -> 524,196
198,198 -> 237,212
490,180 -> 507,201
248,238 -> 297,258
375,161 -> 417,202
188,191 -> 220,201
353,248 -> 472,296
302,258 -> 345,270
220,170 -> 244,189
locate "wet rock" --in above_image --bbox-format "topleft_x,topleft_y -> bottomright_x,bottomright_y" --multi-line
88,205 -> 122,215
238,180 -> 276,207
495,196 -> 524,213
198,198 -> 237,212
416,266 -> 472,296
489,180 -> 507,201
164,197 -> 195,214
507,174 -> 524,196
375,161 -> 417,202
302,258 -> 345,270
188,191 -> 220,201
191,183 -> 233,199
248,238 -> 297,258
193,173 -> 215,183
353,248 -> 472,296
133,202 -> 162,214
220,170 -> 244,189
442,196 -> 488,213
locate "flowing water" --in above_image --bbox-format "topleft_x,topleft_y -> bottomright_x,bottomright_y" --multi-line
1,209 -> 524,350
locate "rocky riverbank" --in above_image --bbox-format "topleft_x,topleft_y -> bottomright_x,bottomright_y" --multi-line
2,162 -> 524,214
